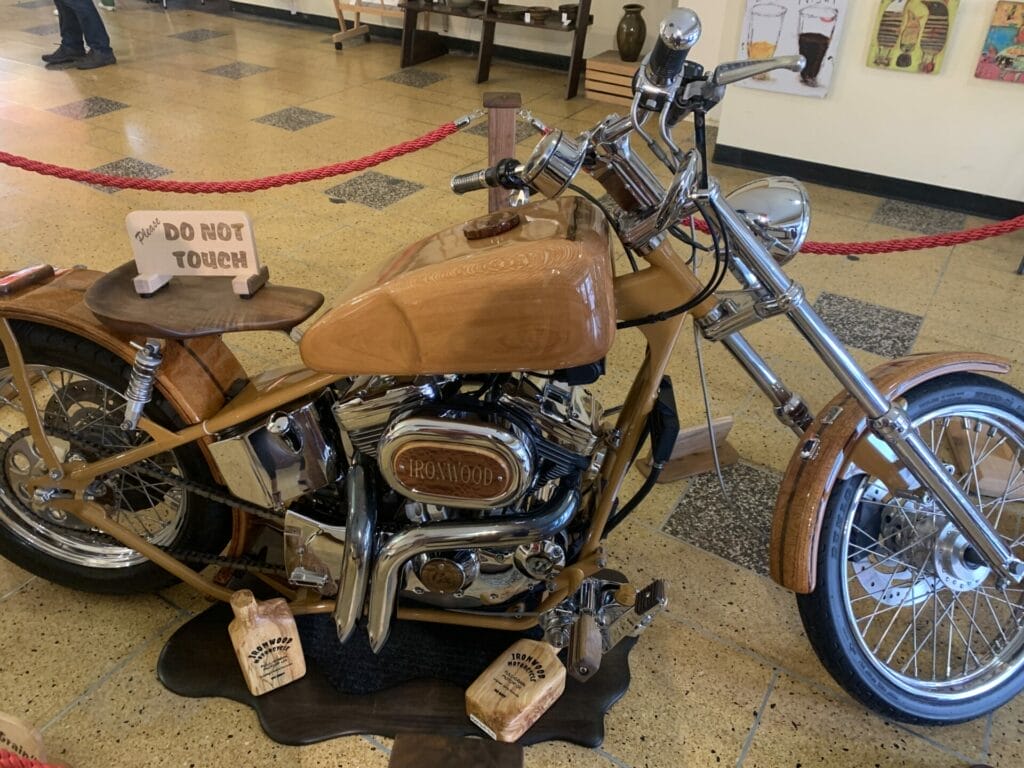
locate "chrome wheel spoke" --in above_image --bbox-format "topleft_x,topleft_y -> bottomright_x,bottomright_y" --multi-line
0,363 -> 189,570
841,402 -> 1024,699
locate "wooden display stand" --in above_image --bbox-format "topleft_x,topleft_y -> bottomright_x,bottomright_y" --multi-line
638,416 -> 740,483
584,50 -> 639,108
398,1 -> 593,99
333,0 -> 427,49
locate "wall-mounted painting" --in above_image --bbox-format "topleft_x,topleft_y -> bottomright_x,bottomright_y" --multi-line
736,1 -> 850,98
976,1 -> 1024,84
867,0 -> 960,74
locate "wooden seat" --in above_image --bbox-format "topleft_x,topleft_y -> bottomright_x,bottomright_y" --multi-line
84,262 -> 325,339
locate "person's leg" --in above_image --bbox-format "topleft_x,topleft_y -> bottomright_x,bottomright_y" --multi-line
62,0 -> 112,55
53,0 -> 86,55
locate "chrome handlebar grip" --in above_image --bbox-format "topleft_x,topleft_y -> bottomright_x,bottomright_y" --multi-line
644,8 -> 701,87
711,55 -> 805,87
450,168 -> 493,195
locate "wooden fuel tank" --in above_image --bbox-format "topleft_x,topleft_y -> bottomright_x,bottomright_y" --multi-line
299,197 -> 616,375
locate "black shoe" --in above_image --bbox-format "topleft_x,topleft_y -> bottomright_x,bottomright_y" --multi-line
41,45 -> 85,64
75,50 -> 117,70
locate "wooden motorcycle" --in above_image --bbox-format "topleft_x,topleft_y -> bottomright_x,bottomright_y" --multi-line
1,9 -> 1022,726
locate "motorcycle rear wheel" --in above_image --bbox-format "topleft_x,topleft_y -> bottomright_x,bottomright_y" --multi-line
0,322 -> 231,593
798,373 -> 1024,724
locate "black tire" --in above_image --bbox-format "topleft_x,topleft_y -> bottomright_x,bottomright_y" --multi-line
0,322 -> 231,593
798,373 -> 1024,724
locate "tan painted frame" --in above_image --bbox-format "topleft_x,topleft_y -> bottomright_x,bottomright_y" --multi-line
0,237 -> 715,630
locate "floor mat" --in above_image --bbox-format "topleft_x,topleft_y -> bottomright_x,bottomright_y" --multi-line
158,602 -> 635,748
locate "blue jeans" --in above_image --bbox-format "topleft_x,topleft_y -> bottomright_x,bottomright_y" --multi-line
54,0 -> 112,55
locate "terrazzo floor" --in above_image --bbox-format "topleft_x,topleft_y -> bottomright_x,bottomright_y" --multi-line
1,2 -> 1024,767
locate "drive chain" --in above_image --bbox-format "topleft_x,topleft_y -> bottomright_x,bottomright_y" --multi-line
28,426 -> 289,576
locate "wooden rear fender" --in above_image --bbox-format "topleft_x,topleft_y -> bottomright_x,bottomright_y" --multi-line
770,352 -> 1012,595
0,268 -> 248,426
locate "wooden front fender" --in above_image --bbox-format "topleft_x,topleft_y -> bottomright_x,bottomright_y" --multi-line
770,352 -> 1012,594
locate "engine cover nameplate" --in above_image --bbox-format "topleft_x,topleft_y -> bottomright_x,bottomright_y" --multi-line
392,443 -> 512,501
379,416 -> 533,509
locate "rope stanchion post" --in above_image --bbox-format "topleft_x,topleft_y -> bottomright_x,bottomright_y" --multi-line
483,92 -> 521,213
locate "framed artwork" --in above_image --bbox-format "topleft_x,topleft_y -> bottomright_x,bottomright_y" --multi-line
975,1 -> 1024,84
736,1 -> 850,98
867,0 -> 960,74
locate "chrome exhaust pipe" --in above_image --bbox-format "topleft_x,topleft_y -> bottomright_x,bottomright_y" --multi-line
366,486 -> 579,653
334,464 -> 376,643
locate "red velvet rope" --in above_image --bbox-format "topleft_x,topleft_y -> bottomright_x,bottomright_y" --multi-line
686,213 -> 1024,255
0,122 -> 459,194
0,121 -> 1021,255
0,751 -> 52,768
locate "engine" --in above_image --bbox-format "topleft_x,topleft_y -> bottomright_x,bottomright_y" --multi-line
332,372 -> 608,608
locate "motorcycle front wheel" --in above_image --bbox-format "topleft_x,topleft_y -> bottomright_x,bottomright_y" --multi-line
798,372 -> 1024,724
0,322 -> 231,594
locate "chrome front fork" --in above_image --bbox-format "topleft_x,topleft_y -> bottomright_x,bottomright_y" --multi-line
700,182 -> 1024,584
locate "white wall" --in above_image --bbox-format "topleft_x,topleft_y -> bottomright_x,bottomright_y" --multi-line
257,1 -> 678,60
679,0 -> 1024,201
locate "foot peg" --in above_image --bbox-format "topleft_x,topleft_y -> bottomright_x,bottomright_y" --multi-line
604,579 -> 668,649
568,578 -> 668,682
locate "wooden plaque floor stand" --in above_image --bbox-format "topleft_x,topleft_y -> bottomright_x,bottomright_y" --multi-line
638,416 -> 740,484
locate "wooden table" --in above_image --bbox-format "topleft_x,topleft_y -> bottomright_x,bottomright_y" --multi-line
398,1 -> 593,99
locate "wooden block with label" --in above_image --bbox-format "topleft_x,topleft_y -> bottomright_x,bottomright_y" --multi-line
228,590 -> 307,696
584,50 -> 641,107
465,638 -> 566,743
0,711 -> 46,761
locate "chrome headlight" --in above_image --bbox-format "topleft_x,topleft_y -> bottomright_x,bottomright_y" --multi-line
725,177 -> 810,265
521,130 -> 587,199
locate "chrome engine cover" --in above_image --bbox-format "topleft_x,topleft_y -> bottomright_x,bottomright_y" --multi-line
378,415 -> 534,509
208,396 -> 337,508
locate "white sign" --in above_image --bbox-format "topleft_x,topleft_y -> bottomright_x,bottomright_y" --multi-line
125,210 -> 267,296
736,1 -> 850,99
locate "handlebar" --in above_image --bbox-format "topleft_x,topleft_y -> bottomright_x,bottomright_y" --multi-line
450,158 -> 522,195
644,8 -> 702,87
711,55 -> 805,86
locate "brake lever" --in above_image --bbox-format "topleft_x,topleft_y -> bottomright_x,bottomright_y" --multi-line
711,55 -> 805,86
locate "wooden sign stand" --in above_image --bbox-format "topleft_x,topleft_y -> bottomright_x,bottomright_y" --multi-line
638,416 -> 740,483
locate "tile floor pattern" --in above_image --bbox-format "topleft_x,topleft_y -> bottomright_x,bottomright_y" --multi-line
872,198 -> 969,236
324,170 -> 425,209
382,67 -> 447,88
253,105 -> 334,131
85,157 -> 172,194
203,60 -> 273,79
811,291 -> 924,358
663,462 -> 783,576
49,96 -> 129,120
1,3 -> 1023,768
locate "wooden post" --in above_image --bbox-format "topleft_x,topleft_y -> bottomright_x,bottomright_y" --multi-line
483,92 -> 521,213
